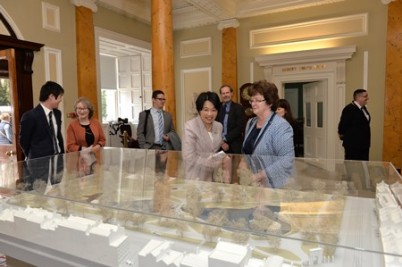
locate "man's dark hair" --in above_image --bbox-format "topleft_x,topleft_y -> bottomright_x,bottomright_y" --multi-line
39,81 -> 64,102
353,89 -> 367,100
152,90 -> 165,99
195,91 -> 221,112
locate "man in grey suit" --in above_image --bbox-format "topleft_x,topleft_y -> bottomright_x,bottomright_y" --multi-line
137,90 -> 176,150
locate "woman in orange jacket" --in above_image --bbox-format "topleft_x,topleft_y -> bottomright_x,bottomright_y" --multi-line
66,97 -> 106,153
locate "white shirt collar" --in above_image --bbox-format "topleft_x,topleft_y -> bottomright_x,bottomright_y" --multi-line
40,103 -> 52,115
353,101 -> 363,109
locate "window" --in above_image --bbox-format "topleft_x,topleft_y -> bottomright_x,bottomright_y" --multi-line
96,29 -> 152,125
99,52 -> 152,124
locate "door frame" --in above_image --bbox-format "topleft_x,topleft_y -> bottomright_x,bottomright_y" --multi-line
0,35 -> 43,160
255,46 -> 356,159
0,49 -> 17,161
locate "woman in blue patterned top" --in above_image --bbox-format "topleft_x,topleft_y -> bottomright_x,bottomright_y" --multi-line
242,80 -> 294,188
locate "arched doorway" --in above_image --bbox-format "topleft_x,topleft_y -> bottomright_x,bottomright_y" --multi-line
0,12 -> 43,161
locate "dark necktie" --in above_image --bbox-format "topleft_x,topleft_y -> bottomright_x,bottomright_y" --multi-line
48,111 -> 59,154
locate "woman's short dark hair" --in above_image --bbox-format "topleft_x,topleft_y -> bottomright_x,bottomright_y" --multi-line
249,80 -> 279,111
277,98 -> 297,125
39,81 -> 64,102
195,91 -> 221,112
74,97 -> 94,119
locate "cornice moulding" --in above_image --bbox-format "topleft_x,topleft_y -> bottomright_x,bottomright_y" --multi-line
255,46 -> 357,67
380,0 -> 396,4
71,0 -> 97,12
217,19 -> 240,30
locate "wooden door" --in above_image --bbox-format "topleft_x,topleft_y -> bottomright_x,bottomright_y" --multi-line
303,80 -> 328,159
0,48 -> 17,162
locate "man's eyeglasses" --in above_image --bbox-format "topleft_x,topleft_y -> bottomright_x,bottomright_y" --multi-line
155,98 -> 166,101
249,99 -> 266,104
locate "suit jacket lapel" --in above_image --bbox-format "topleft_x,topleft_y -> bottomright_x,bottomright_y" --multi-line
196,116 -> 215,152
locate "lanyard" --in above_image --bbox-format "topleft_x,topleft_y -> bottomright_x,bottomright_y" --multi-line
250,113 -> 275,154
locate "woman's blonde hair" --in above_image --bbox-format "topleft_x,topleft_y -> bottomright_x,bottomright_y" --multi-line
74,97 -> 94,119
0,113 -> 10,121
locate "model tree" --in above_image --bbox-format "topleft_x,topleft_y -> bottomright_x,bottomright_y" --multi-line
183,185 -> 204,218
231,218 -> 249,245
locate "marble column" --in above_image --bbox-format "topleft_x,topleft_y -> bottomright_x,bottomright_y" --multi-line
151,0 -> 177,177
383,0 -> 402,171
219,19 -> 240,101
72,0 -> 99,117
151,0 -> 176,125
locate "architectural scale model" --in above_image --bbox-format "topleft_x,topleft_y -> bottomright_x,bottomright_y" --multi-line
376,181 -> 402,267
0,206 -> 132,266
138,239 -> 287,267
1,149 -> 401,267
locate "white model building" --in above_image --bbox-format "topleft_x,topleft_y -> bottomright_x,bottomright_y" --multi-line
181,250 -> 210,267
376,181 -> 398,209
0,206 -> 130,266
308,248 -> 323,266
209,240 -> 251,267
390,182 -> 402,204
263,255 -> 284,267
138,239 -> 286,267
138,239 -> 173,266
376,181 -> 402,267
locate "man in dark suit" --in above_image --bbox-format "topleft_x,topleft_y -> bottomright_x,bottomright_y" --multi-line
19,81 -> 65,190
218,84 -> 245,154
338,89 -> 371,161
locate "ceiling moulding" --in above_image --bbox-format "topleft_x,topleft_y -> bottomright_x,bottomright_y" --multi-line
254,46 -> 356,67
97,0 -> 150,23
237,0 -> 345,18
250,13 -> 367,49
185,0 -> 236,20
174,7 -> 218,30
71,0 -> 97,12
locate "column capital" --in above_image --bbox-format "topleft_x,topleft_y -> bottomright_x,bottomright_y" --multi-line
71,0 -> 97,12
218,19 -> 240,31
380,0 -> 395,4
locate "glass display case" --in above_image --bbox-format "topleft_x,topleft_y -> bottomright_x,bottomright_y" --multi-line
0,147 -> 401,267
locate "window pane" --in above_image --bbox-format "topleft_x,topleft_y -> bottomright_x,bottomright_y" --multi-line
101,89 -> 117,123
306,102 -> 311,127
317,102 -> 323,128
119,91 -> 133,120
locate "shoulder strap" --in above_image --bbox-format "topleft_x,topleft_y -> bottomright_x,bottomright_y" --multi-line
144,109 -> 151,136
0,129 -> 11,143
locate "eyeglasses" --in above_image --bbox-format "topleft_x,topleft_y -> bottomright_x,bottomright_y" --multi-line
76,107 -> 88,111
155,98 -> 166,101
249,99 -> 266,104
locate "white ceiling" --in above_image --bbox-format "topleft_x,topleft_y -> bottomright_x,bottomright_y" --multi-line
97,0 -> 344,57
96,0 -> 344,30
